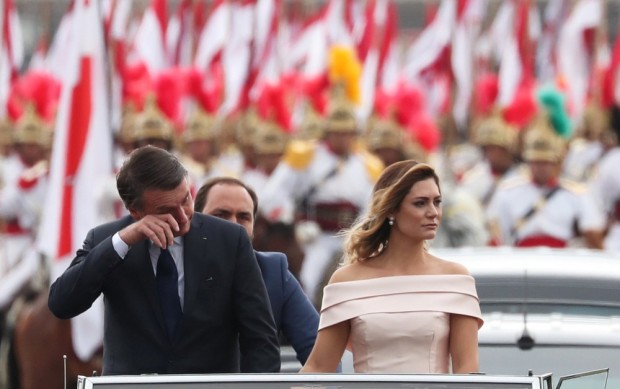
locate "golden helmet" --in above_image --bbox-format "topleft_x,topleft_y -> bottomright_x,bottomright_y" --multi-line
132,95 -> 174,143
183,107 -> 216,143
366,118 -> 427,162
297,105 -> 324,141
236,109 -> 261,147
366,119 -> 402,150
254,123 -> 288,155
325,92 -> 358,133
581,103 -> 609,138
13,104 -> 53,148
472,114 -> 518,152
522,119 -> 566,163
402,138 -> 427,162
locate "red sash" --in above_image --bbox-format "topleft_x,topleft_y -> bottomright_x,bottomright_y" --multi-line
3,219 -> 30,235
516,235 -> 567,248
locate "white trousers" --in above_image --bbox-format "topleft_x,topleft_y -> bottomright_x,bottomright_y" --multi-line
0,234 -> 37,310
299,233 -> 344,306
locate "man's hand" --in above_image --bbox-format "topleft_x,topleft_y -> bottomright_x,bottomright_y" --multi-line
119,214 -> 179,249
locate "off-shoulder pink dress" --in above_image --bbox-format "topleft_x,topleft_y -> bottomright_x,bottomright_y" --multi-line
319,275 -> 483,373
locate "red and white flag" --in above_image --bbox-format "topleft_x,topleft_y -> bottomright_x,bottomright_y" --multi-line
37,0 -> 113,362
536,0 -> 568,83
491,1 -> 520,107
194,0 -> 229,72
557,0 -> 602,119
167,0 -> 193,67
105,0 -> 132,136
27,37 -> 48,71
251,0 -> 281,101
0,0 -> 23,117
133,0 -> 168,74
325,0 -> 355,47
221,0 -> 254,114
358,0 -> 398,120
403,0 -> 455,84
451,0 -> 486,127
288,8 -> 328,77
402,0 -> 455,117
46,1 -> 75,80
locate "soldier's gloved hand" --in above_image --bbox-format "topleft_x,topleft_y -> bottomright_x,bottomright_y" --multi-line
295,221 -> 321,245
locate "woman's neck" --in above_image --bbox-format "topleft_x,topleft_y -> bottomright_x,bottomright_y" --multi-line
380,235 -> 428,272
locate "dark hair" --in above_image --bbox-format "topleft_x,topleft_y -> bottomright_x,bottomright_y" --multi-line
194,176 -> 258,216
116,145 -> 188,211
343,160 -> 440,263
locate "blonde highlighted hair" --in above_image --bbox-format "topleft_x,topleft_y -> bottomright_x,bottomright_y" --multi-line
342,160 -> 440,264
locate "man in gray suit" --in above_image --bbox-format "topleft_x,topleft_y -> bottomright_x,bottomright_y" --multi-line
48,145 -> 280,375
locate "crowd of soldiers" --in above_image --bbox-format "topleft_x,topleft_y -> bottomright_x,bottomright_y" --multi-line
2,70 -> 620,341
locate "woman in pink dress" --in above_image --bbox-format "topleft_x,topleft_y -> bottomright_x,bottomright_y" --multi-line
301,160 -> 483,374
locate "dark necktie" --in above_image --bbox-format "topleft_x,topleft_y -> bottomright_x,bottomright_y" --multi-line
156,248 -> 182,339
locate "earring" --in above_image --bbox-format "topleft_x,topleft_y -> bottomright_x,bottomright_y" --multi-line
388,217 -> 394,226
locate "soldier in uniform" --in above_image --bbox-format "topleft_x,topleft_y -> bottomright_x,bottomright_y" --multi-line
0,106 -> 54,362
260,92 -> 383,305
241,121 -> 305,278
242,121 -> 289,199
460,113 -> 525,208
563,103 -> 609,183
179,107 -> 237,188
486,116 -> 605,249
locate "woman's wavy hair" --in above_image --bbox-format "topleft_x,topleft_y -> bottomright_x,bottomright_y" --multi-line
342,160 -> 440,264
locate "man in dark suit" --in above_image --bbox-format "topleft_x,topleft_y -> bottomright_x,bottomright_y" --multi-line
194,177 -> 319,365
48,146 -> 280,375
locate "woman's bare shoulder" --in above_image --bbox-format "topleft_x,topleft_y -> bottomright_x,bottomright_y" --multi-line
431,255 -> 471,276
328,263 -> 361,284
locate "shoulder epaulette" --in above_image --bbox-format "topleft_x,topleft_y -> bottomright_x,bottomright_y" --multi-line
559,178 -> 587,194
180,155 -> 206,176
497,174 -> 530,191
282,140 -> 316,170
360,150 -> 384,182
568,137 -> 587,150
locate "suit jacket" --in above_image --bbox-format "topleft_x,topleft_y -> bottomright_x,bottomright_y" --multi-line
48,213 -> 280,375
255,251 -> 318,364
